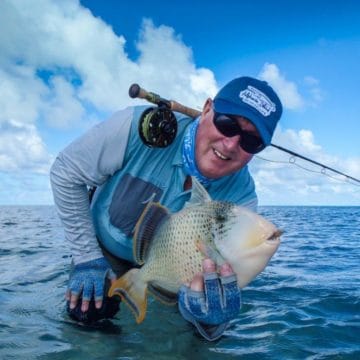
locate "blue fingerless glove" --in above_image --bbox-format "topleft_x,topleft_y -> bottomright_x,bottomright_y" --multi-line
178,272 -> 241,341
68,257 -> 116,302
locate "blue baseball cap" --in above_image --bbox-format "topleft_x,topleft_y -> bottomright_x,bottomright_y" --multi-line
213,76 -> 282,146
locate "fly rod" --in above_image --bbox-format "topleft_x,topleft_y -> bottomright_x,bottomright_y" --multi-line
129,83 -> 360,184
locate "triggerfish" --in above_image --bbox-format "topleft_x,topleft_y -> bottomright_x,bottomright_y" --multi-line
109,177 -> 282,323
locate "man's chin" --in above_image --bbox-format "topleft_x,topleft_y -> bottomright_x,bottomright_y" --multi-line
198,166 -> 233,180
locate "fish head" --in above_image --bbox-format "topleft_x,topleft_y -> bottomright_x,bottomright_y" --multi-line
214,205 -> 282,288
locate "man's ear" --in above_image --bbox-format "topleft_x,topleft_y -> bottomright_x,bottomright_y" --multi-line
202,98 -> 213,114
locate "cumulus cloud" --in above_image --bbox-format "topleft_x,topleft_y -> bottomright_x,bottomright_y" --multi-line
0,0 -> 217,182
259,63 -> 304,110
250,126 -> 360,205
259,63 -> 324,110
0,120 -> 52,174
0,0 -> 356,205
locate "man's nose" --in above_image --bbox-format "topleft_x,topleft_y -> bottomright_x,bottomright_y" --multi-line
223,135 -> 240,150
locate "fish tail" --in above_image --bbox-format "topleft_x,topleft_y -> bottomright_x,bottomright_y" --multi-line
108,268 -> 147,324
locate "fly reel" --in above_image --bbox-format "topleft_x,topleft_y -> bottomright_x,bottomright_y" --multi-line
138,105 -> 177,148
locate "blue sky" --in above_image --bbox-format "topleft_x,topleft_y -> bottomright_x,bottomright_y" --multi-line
0,0 -> 359,205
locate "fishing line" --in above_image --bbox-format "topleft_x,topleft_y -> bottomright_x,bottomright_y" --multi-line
269,143 -> 360,185
255,154 -> 360,188
128,83 -> 360,188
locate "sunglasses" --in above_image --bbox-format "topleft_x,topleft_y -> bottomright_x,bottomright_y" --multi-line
213,112 -> 266,154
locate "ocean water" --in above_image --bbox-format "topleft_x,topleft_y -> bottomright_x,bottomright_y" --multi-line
0,205 -> 359,360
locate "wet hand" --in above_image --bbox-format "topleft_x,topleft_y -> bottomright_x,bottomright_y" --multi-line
66,257 -> 116,313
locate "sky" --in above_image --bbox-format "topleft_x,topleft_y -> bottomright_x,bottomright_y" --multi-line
0,0 -> 359,206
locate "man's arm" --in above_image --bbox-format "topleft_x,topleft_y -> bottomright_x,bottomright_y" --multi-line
50,107 -> 133,311
51,107 -> 133,263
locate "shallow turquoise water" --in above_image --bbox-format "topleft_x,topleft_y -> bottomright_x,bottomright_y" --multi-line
0,206 -> 359,359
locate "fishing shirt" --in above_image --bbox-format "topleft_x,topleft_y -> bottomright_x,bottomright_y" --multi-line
50,106 -> 258,265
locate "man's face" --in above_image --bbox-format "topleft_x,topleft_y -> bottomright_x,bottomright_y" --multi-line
195,99 -> 260,179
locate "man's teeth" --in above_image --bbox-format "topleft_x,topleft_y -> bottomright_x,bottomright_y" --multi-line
214,149 -> 230,160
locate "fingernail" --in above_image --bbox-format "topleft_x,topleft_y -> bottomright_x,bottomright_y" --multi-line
220,263 -> 233,276
95,301 -> 102,309
203,258 -> 215,272
190,274 -> 204,291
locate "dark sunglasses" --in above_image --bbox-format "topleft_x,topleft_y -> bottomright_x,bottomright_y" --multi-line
213,112 -> 266,154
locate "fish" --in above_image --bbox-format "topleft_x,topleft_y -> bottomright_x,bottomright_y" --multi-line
108,177 -> 282,323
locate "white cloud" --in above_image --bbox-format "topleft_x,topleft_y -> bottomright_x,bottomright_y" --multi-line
0,0 -> 217,194
0,0 -> 356,205
259,63 -> 304,110
250,126 -> 360,205
258,64 -> 324,109
0,65 -> 47,126
43,76 -> 86,129
0,119 -> 52,174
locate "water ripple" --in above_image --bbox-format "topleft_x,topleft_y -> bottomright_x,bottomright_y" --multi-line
0,205 -> 359,359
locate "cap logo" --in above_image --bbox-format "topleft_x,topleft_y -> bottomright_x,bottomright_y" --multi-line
239,85 -> 276,116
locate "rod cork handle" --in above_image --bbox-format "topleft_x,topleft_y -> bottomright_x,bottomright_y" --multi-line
128,83 -> 201,119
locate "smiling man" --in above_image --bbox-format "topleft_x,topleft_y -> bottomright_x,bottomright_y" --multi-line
50,76 -> 282,341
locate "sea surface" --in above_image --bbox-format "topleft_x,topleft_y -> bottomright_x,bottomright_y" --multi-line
0,206 -> 359,360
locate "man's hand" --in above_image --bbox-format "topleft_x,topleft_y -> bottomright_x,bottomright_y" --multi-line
66,257 -> 116,313
178,258 -> 241,340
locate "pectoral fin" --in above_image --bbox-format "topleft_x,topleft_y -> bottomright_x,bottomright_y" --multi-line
196,239 -> 225,266
108,268 -> 147,324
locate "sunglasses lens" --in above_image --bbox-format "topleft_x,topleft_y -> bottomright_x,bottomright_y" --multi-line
213,112 -> 265,154
240,135 -> 265,154
213,114 -> 240,137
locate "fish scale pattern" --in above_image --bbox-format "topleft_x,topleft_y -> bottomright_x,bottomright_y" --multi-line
140,202 -> 235,293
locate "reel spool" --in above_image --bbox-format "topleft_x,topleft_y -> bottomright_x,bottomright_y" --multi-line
138,105 -> 177,148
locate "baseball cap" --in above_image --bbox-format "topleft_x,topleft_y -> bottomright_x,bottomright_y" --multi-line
213,76 -> 282,146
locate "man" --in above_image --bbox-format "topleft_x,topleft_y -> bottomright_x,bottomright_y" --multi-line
50,76 -> 282,341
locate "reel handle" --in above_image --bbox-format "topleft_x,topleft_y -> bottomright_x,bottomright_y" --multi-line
129,83 -> 201,119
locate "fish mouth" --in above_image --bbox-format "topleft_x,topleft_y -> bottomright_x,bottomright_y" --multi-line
266,229 -> 283,244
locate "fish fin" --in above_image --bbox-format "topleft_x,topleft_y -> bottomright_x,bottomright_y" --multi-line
108,268 -> 148,324
133,202 -> 170,265
184,176 -> 212,208
148,282 -> 178,306
196,238 -> 225,266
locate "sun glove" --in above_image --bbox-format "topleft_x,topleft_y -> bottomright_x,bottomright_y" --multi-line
68,257 -> 116,303
178,272 -> 241,341
66,257 -> 119,324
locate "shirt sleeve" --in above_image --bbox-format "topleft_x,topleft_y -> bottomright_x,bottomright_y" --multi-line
50,107 -> 133,264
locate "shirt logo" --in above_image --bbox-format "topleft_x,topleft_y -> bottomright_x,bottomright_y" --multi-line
239,85 -> 276,116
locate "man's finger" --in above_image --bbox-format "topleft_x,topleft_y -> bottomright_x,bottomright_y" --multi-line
70,293 -> 80,310
81,299 -> 90,312
190,273 -> 204,291
95,299 -> 103,310
202,258 -> 216,273
219,263 -> 234,277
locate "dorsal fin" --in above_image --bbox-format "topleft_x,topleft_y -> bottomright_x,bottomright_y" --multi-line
133,202 -> 169,265
184,176 -> 212,208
